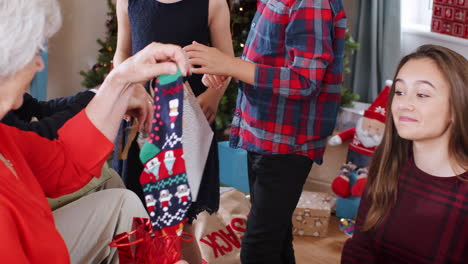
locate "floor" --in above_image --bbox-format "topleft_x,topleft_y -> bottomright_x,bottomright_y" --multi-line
293,216 -> 349,264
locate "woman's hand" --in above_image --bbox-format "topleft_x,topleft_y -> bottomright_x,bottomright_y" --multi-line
111,42 -> 190,87
124,84 -> 154,132
116,42 -> 189,132
85,43 -> 189,141
184,41 -> 231,76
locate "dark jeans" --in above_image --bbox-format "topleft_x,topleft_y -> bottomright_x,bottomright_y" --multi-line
241,152 -> 313,264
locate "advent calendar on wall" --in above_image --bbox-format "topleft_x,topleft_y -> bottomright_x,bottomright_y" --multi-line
431,0 -> 468,39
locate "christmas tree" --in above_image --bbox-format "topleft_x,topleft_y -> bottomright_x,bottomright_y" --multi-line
341,32 -> 360,107
79,0 -> 117,89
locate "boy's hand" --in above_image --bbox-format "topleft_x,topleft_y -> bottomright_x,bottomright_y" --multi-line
184,41 -> 230,76
202,74 -> 227,90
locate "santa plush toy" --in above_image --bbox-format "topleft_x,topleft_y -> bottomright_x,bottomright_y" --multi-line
328,81 -> 391,198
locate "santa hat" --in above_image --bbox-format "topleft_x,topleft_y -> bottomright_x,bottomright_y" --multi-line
363,80 -> 392,123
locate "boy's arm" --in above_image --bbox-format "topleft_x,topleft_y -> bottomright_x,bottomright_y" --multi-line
249,1 -> 338,99
186,1 -> 344,100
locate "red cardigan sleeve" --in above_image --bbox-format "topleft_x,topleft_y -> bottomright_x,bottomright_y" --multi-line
14,110 -> 114,198
341,190 -> 378,263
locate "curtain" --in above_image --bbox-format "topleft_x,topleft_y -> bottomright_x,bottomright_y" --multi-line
349,0 -> 401,102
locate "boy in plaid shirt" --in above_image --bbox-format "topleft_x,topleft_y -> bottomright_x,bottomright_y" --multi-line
185,0 -> 346,262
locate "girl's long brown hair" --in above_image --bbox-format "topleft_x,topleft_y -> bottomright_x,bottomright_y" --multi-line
362,44 -> 468,231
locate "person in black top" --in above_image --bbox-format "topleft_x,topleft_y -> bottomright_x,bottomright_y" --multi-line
2,83 -> 153,140
1,91 -> 95,139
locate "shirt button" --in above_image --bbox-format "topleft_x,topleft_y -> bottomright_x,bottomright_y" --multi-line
251,22 -> 256,28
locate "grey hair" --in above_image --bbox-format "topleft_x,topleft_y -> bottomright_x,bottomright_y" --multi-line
0,0 -> 62,77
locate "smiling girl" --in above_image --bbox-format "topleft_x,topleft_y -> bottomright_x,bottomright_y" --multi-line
341,45 -> 468,264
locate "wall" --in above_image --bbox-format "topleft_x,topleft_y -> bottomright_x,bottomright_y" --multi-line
401,25 -> 468,59
343,0 -> 359,36
47,0 -> 110,99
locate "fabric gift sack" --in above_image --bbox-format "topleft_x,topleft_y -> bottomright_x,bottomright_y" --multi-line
192,189 -> 250,264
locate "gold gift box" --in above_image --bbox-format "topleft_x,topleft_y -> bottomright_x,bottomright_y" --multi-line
292,191 -> 334,237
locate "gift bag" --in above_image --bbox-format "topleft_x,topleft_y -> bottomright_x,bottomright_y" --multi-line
192,189 -> 250,264
109,217 -> 192,264
181,83 -> 213,201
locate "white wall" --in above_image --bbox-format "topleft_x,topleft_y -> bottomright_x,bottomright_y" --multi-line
401,26 -> 468,59
47,0 -> 110,99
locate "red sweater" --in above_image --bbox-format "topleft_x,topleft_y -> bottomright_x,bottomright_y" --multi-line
0,111 -> 113,263
341,157 -> 468,263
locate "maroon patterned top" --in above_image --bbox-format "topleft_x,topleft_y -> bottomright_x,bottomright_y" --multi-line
342,156 -> 468,263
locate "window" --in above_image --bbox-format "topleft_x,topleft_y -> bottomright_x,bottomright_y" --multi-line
401,0 -> 433,29
400,0 -> 468,59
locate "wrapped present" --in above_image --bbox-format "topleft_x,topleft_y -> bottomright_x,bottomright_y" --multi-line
218,141 -> 249,192
292,191 -> 334,237
339,218 -> 356,236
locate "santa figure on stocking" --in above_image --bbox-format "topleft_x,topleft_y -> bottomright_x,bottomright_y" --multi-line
328,81 -> 391,198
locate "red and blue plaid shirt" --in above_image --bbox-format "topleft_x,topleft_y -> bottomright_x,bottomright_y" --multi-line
229,0 -> 347,163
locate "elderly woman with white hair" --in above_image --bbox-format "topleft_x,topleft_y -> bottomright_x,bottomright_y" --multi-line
0,0 -> 189,263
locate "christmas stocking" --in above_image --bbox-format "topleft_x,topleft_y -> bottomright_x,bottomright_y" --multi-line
331,163 -> 353,198
351,168 -> 368,197
139,69 -> 192,237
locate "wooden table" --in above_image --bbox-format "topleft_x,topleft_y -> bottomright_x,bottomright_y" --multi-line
293,216 -> 349,264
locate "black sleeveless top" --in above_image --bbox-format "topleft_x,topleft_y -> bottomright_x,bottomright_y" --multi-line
128,0 -> 211,96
